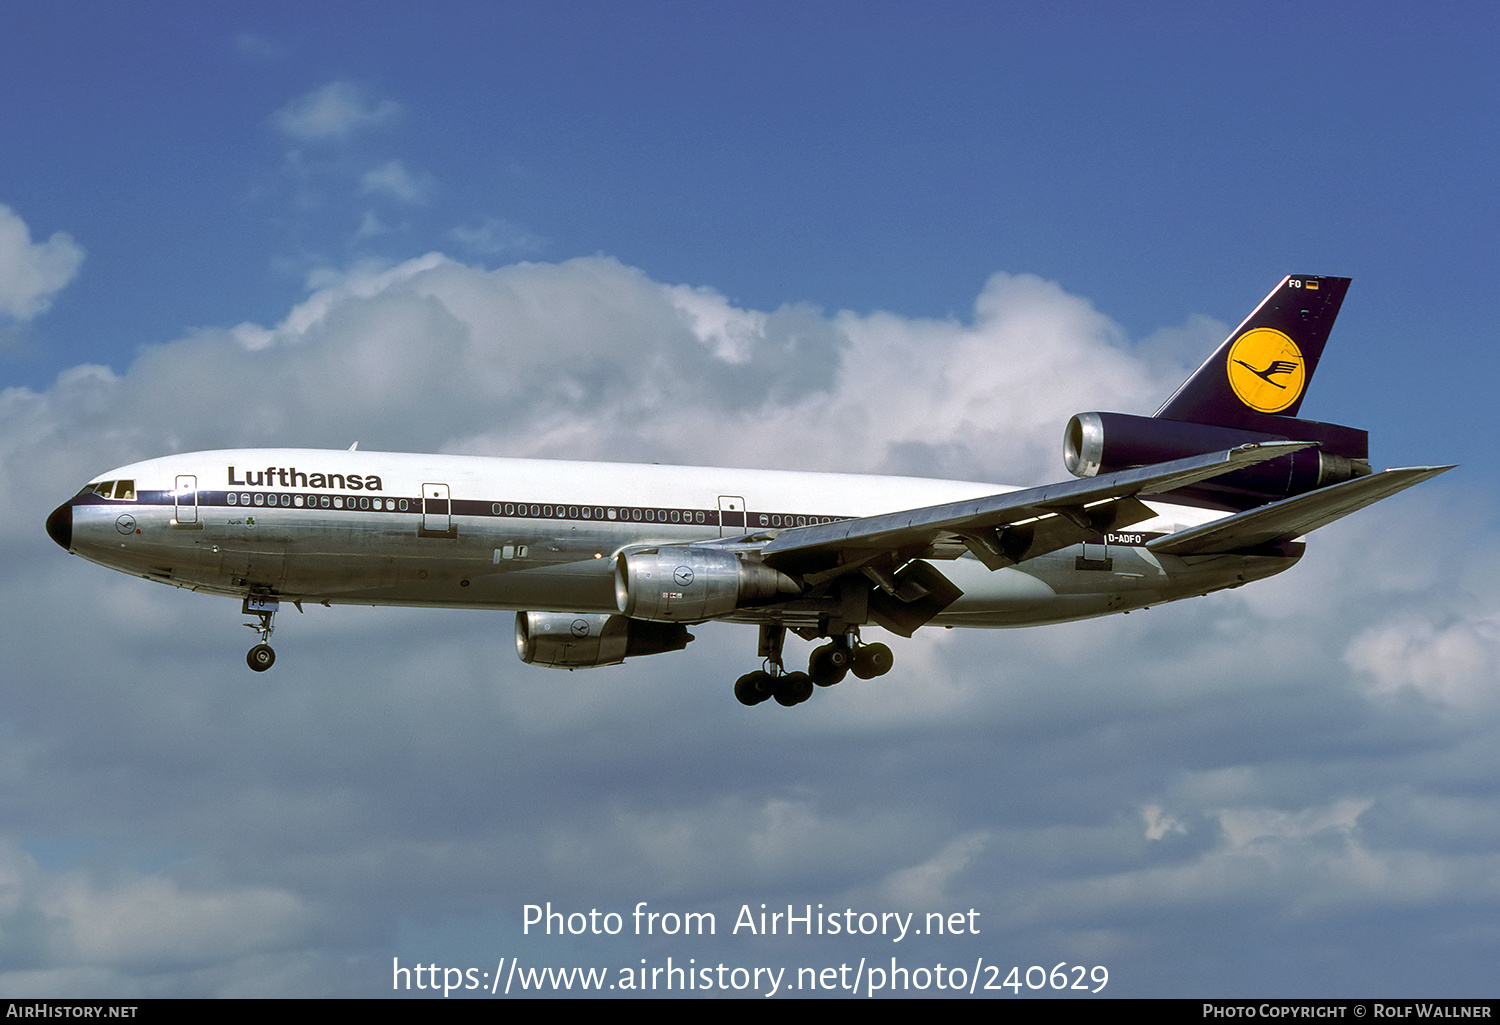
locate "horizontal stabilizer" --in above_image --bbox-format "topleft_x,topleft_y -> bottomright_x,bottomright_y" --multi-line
1147,466 -> 1453,556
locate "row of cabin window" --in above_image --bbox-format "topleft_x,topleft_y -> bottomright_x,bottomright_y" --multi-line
484,504 -> 838,528
226,492 -> 407,511
759,514 -> 839,527
489,503 -> 708,524
215,492 -> 842,526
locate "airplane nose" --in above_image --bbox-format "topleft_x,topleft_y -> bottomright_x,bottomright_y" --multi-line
45,502 -> 72,550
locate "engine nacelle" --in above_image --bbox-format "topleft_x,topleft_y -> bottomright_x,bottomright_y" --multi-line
1064,411 -> 1370,508
515,612 -> 693,669
614,546 -> 801,622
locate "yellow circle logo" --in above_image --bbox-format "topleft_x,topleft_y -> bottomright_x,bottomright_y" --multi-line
1226,328 -> 1305,413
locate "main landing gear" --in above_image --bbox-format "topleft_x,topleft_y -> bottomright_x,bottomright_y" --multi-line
734,624 -> 893,707
243,595 -> 279,672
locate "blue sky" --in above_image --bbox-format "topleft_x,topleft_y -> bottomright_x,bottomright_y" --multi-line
1,1 -> 1496,998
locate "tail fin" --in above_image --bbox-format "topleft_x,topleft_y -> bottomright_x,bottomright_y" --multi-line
1155,275 -> 1351,430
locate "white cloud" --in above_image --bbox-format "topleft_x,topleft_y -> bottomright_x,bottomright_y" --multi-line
1143,804 -> 1187,841
1011,796 -> 1500,930
1216,798 -> 1372,850
447,216 -> 547,257
273,81 -> 401,142
0,204 -> 84,321
0,838 -> 309,979
1345,612 -> 1500,713
359,160 -> 429,203
876,832 -> 988,907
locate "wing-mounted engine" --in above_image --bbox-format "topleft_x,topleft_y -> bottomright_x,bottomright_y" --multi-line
614,545 -> 801,622
1064,411 -> 1370,509
516,612 -> 693,668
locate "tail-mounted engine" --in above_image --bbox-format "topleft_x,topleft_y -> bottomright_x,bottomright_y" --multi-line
1064,411 -> 1371,509
516,612 -> 693,669
615,545 -> 801,622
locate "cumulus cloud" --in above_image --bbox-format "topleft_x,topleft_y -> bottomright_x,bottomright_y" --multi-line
0,839 -> 310,984
140,254 -> 1148,485
1345,612 -> 1500,713
273,81 -> 401,142
0,204 -> 84,321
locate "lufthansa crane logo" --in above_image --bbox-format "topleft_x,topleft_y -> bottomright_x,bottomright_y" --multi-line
673,566 -> 695,588
1226,327 -> 1305,413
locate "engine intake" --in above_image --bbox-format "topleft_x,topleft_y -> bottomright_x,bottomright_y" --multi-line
615,546 -> 801,622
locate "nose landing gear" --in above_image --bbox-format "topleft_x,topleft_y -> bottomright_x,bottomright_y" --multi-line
243,595 -> 279,672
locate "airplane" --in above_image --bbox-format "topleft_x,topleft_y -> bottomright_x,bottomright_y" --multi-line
44,275 -> 1450,708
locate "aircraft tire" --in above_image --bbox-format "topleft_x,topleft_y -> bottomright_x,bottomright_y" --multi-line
734,670 -> 774,706
851,643 -> 892,679
773,671 -> 814,706
247,644 -> 276,672
809,644 -> 849,686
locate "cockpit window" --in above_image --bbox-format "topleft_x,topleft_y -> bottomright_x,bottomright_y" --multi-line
81,480 -> 135,500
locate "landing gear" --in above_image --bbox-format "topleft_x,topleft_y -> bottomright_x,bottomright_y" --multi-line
773,672 -> 814,706
734,670 -> 775,706
809,639 -> 855,686
243,595 -> 279,672
850,642 -> 893,680
735,627 -> 892,707
733,625 -> 816,707
247,644 -> 275,671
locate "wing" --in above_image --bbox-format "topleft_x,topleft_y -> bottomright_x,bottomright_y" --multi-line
1147,465 -> 1453,556
755,441 -> 1315,581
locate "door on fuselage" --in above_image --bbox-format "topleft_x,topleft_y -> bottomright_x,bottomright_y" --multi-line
172,474 -> 200,528
718,496 -> 746,538
419,482 -> 457,538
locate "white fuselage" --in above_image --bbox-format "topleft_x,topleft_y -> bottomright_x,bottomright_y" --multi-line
53,448 -> 1297,630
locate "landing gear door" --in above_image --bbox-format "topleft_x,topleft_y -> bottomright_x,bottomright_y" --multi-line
718,496 -> 746,538
172,474 -> 200,528
420,482 -> 457,538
